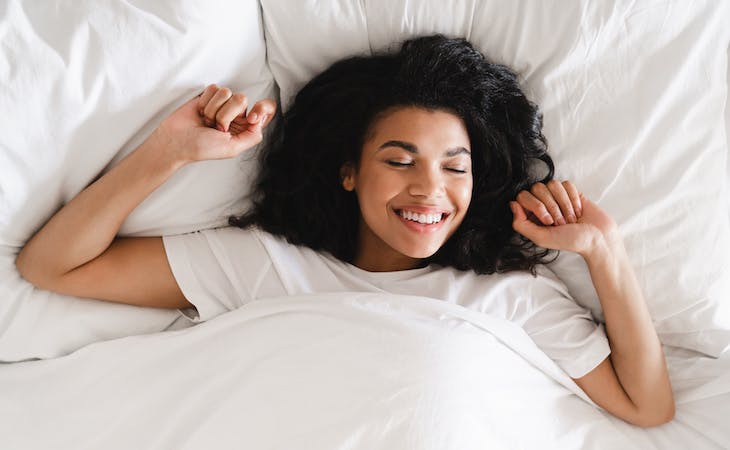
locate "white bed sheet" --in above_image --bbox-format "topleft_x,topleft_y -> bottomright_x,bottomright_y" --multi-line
1,293 -> 728,449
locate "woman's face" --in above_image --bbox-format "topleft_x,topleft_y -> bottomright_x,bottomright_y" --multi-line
341,106 -> 473,271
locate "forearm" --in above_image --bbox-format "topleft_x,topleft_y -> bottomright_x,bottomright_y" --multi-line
581,232 -> 674,416
16,131 -> 185,280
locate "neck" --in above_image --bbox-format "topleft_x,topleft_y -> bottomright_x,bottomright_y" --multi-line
352,254 -> 425,272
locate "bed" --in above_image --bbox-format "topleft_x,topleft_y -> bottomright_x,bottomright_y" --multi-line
1,1 -> 729,448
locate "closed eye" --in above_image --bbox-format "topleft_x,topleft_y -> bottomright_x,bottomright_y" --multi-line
386,161 -> 469,173
387,161 -> 469,173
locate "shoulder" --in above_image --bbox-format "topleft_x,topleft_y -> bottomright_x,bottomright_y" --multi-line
441,264 -> 568,295
531,264 -> 572,296
246,226 -> 327,259
177,225 -> 275,246
162,225 -> 268,265
438,264 -> 579,317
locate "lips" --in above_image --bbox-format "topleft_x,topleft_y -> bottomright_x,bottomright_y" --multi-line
392,207 -> 452,233
392,205 -> 452,223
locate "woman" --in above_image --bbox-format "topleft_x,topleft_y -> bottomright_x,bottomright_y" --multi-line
16,35 -> 673,427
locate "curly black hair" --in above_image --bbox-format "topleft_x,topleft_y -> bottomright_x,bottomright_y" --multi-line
230,34 -> 556,274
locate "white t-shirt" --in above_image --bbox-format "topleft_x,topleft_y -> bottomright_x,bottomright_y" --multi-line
162,226 -> 610,378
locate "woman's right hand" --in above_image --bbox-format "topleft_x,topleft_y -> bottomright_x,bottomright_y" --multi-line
155,84 -> 277,163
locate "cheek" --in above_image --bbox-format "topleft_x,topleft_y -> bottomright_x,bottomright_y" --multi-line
454,178 -> 473,212
358,169 -> 401,199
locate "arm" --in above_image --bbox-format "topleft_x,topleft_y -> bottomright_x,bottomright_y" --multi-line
16,85 -> 276,309
510,180 -> 674,428
16,132 -> 189,308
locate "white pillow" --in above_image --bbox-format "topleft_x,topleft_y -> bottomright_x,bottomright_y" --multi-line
261,0 -> 730,356
0,0 -> 273,361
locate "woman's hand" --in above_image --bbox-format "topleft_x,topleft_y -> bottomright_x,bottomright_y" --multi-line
512,180 -> 675,426
154,84 -> 277,163
509,180 -> 618,258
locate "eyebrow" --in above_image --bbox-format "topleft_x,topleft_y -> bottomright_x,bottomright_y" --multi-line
377,140 -> 471,157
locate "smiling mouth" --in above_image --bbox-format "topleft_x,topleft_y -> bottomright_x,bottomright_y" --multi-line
393,208 -> 451,225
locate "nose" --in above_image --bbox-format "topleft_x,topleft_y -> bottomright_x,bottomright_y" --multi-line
408,164 -> 445,198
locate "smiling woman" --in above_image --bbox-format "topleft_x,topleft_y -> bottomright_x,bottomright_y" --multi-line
15,34 -> 674,427
341,107 -> 473,271
233,34 -> 556,275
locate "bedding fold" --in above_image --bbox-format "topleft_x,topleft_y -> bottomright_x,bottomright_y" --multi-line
0,292 -> 632,450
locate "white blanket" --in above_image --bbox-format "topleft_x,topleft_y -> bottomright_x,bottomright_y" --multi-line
2,292 -> 728,449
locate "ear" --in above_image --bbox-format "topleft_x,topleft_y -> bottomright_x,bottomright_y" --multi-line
340,163 -> 356,191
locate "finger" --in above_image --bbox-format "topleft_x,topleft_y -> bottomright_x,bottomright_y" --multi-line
529,182 -> 566,225
230,104 -> 268,142
546,179 -> 576,223
197,84 -> 218,115
228,115 -> 259,136
228,119 -> 265,153
516,190 -> 554,225
215,92 -> 249,133
229,98 -> 277,135
202,87 -> 233,129
510,201 -> 550,244
562,180 -> 582,217
246,98 -> 278,126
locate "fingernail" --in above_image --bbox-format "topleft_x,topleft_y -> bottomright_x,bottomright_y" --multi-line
542,214 -> 554,225
576,207 -> 582,217
261,114 -> 268,125
567,214 -> 576,223
249,112 -> 259,123
556,216 -> 566,226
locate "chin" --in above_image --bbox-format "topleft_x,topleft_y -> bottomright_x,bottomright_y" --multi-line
399,243 -> 442,260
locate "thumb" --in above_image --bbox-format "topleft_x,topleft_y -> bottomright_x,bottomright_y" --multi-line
229,120 -> 264,153
510,201 -> 549,243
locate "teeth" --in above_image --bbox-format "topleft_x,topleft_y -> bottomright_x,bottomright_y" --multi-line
399,210 -> 444,224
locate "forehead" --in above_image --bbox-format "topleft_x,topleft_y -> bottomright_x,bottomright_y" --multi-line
365,106 -> 470,149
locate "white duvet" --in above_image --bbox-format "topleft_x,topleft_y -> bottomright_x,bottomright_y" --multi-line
2,292 -> 729,450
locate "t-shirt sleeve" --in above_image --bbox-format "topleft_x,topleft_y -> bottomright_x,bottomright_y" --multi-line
162,226 -> 286,323
512,266 -> 611,379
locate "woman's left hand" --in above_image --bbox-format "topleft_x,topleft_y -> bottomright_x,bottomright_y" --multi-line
510,180 -> 618,257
